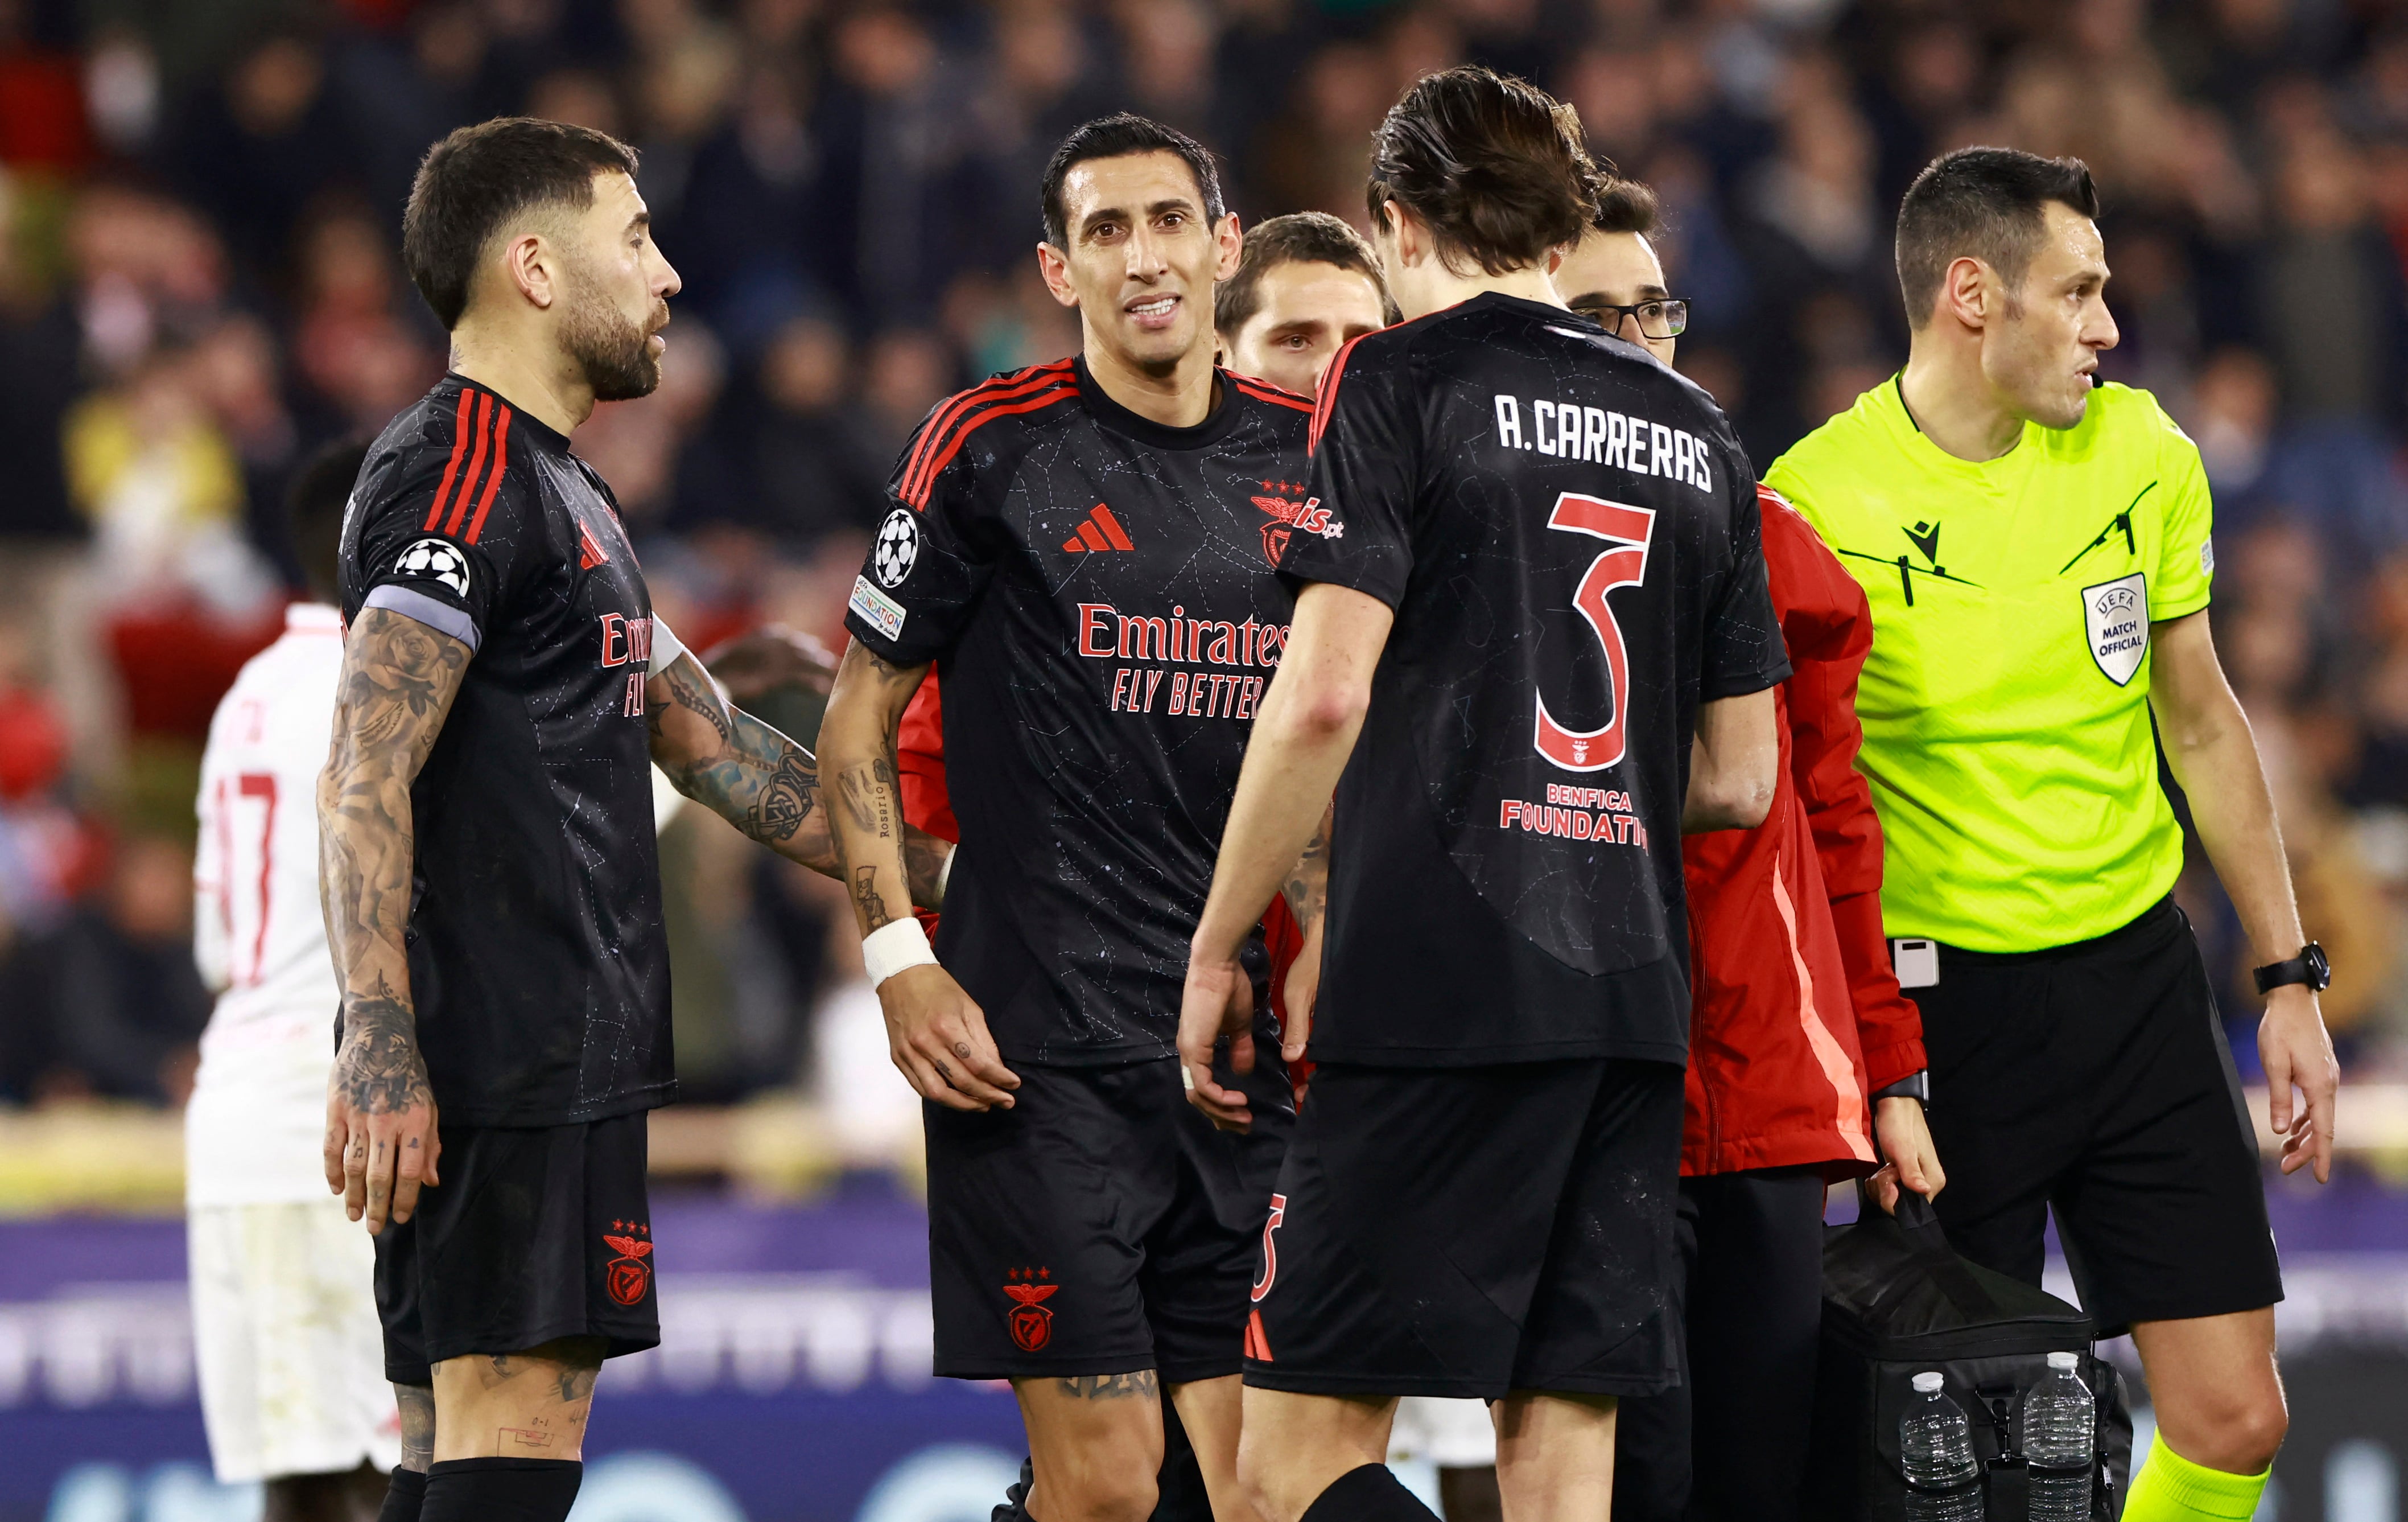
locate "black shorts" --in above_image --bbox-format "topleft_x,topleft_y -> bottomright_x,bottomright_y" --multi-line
374,1110 -> 661,1386
925,1055 -> 1293,1383
1245,1058 -> 1683,1400
1918,896 -> 2282,1337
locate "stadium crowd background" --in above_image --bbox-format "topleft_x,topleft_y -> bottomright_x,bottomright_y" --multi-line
1,0 -> 2406,1132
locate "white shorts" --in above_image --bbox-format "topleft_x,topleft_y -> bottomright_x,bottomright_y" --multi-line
1386,1396 -> 1499,1468
188,1199 -> 402,1483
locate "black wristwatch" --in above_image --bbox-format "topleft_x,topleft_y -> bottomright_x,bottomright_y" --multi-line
2252,942 -> 2331,996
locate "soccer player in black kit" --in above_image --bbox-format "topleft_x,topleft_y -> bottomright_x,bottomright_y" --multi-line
817,115 -> 1315,1522
1179,69 -> 1787,1522
319,119 -> 945,1522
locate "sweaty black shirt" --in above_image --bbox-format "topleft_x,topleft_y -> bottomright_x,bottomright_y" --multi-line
339,375 -> 673,1125
1284,294 -> 1789,1067
844,356 -> 1316,1065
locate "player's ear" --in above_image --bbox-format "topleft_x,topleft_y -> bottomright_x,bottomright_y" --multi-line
1212,212 -> 1243,283
1034,241 -> 1080,311
502,229 -> 556,312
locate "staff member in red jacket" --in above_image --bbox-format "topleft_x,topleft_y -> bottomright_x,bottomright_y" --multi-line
1547,183 -> 1945,1522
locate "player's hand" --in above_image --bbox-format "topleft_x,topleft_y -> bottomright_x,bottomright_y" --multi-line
1179,949 -> 1256,1132
323,1037 -> 442,1236
1869,1096 -> 1944,1215
879,963 -> 1019,1111
1279,923 -> 1323,1064
2260,985 -> 2339,1183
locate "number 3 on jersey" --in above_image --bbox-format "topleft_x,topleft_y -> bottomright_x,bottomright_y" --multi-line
1535,493 -> 1657,773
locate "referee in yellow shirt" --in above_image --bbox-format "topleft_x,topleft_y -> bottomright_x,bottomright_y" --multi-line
1767,147 -> 2338,1522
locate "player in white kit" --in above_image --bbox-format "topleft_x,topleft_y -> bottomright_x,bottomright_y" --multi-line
190,442 -> 399,1520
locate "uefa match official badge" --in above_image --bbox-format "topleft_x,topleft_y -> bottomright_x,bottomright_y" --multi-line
2082,571 -> 2149,686
1002,1266 -> 1058,1351
602,1221 -> 654,1306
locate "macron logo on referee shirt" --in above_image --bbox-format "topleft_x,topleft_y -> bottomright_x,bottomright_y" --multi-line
1062,503 -> 1136,554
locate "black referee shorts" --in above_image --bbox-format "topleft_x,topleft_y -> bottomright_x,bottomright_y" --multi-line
1918,896 -> 2282,1338
1244,1058 -> 1684,1400
374,1110 -> 660,1385
924,1055 -> 1293,1384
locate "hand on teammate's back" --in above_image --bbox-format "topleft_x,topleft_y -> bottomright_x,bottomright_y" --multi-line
879,964 -> 1019,1111
1867,1095 -> 1944,1215
1177,953 -> 1257,1132
2259,985 -> 2340,1182
322,1012 -> 442,1235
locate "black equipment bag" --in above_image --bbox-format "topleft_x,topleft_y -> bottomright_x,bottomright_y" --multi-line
1803,1190 -> 2134,1521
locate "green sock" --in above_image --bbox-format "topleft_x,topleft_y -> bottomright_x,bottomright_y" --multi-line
2124,1431 -> 2271,1521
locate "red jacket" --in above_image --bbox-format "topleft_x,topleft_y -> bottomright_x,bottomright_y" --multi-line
1679,488 -> 1925,1178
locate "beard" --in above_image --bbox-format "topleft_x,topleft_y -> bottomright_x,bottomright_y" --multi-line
563,274 -> 665,402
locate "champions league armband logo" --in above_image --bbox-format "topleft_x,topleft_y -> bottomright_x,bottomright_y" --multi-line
873,509 -> 920,588
393,538 -> 470,598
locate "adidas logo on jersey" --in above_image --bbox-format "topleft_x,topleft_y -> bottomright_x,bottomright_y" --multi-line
1062,503 -> 1136,554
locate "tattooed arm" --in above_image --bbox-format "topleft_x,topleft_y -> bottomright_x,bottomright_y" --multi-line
821,640 -> 1018,1111
318,608 -> 467,1235
644,652 -> 952,906
1273,803 -> 1333,1062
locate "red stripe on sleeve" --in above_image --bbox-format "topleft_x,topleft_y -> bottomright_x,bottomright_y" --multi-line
463,406 -> 513,544
423,387 -> 477,530
1308,337 -> 1364,455
1091,504 -> 1136,550
902,361 -> 1075,507
907,384 -> 1079,507
444,392 -> 494,536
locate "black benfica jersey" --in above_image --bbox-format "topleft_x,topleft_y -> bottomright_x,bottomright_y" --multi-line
1285,294 -> 1789,1067
845,356 -> 1315,1065
339,375 -> 672,1126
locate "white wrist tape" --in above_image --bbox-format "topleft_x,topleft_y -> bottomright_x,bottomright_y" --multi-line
861,916 -> 938,988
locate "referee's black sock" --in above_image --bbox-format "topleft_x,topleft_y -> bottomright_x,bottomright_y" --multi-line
377,1466 -> 428,1522
1299,1463 -> 1441,1522
419,1458 -> 583,1522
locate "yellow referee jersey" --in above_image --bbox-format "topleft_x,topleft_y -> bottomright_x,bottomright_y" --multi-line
1765,377 -> 2214,952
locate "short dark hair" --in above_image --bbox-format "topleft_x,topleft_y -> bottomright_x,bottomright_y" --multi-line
1591,176 -> 1660,237
1895,146 -> 2100,329
288,438 -> 368,604
1366,67 -> 1601,276
1214,212 -> 1396,336
1041,113 -> 1227,250
402,117 -> 641,330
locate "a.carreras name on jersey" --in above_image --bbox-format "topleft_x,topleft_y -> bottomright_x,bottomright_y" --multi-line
1491,394 -> 1715,495
1075,602 -> 1290,667
1498,784 -> 1652,850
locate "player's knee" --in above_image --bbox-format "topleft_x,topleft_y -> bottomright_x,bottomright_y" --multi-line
2170,1383 -> 2289,1474
1036,1458 -> 1157,1522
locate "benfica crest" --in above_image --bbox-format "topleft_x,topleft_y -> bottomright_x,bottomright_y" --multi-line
602,1222 -> 653,1307
2081,571 -> 2150,686
1251,480 -> 1340,566
1003,1268 -> 1058,1351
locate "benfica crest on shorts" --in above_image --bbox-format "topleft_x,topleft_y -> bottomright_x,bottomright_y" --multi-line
603,1222 -> 653,1306
2082,571 -> 2150,686
1003,1267 -> 1057,1351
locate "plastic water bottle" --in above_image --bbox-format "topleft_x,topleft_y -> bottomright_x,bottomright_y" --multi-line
2023,1351 -> 2097,1521
1902,1371 -> 1985,1521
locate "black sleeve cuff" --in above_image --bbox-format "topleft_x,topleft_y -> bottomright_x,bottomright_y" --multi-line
1873,1070 -> 1929,1104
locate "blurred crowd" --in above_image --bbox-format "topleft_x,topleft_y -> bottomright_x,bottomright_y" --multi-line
2,0 -> 2407,1114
